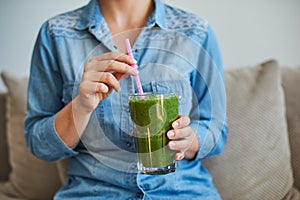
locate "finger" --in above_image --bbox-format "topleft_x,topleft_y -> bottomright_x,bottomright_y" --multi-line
82,71 -> 101,82
90,52 -> 137,65
174,152 -> 185,161
85,60 -> 138,76
168,139 -> 190,151
113,72 -> 129,81
167,126 -> 193,140
83,72 -> 121,92
98,73 -> 121,92
80,81 -> 109,94
83,71 -> 123,82
172,115 -> 190,129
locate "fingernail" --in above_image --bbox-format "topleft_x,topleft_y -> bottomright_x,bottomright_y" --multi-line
116,87 -> 121,92
131,58 -> 137,64
168,131 -> 175,138
179,154 -> 184,160
169,141 -> 176,147
132,68 -> 139,75
172,121 -> 179,128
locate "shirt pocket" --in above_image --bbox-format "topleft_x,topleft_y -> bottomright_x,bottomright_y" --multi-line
142,80 -> 193,115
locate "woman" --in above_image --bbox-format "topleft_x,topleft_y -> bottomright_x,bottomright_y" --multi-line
25,0 -> 228,199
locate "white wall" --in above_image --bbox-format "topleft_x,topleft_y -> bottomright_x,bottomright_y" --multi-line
165,0 -> 300,68
0,0 -> 89,75
1,0 -> 299,75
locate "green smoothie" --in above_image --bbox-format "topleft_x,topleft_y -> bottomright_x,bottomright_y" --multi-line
129,93 -> 178,172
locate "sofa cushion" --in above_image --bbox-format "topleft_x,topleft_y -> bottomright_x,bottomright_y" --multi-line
282,67 -> 300,191
202,60 -> 295,199
0,72 -> 61,200
0,187 -> 24,200
56,158 -> 69,185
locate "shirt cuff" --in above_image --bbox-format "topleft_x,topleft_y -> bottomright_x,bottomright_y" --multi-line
190,120 -> 228,160
190,121 -> 212,160
39,114 -> 78,161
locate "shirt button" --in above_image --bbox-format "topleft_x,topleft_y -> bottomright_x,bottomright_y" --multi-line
126,142 -> 132,147
131,164 -> 136,169
90,25 -> 96,29
132,174 -> 137,182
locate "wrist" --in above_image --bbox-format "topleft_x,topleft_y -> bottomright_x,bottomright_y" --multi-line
73,96 -> 95,115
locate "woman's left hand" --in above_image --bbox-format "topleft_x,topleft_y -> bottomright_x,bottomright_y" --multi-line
167,115 -> 199,161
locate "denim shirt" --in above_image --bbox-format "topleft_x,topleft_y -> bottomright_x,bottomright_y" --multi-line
25,0 -> 228,199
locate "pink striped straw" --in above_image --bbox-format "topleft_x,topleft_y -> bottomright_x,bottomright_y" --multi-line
125,38 -> 144,97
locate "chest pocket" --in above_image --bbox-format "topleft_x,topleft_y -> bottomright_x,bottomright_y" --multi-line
141,80 -> 193,116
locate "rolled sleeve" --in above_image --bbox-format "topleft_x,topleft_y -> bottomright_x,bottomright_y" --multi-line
35,115 -> 78,161
190,120 -> 227,159
24,21 -> 78,162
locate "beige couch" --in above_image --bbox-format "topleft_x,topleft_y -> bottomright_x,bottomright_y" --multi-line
0,60 -> 299,200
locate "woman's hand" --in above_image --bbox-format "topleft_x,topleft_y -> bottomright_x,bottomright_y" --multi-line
76,52 -> 138,113
167,115 -> 199,160
55,52 -> 138,147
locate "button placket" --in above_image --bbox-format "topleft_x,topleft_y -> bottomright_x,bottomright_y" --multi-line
121,77 -> 137,151
124,163 -> 138,186
119,90 -> 131,145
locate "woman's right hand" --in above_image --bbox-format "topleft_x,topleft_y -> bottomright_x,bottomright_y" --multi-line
76,52 -> 138,113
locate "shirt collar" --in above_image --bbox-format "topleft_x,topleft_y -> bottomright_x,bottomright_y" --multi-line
147,0 -> 166,29
75,0 -> 102,31
75,0 -> 166,31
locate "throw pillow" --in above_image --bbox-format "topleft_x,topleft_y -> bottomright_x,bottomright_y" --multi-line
202,60 -> 295,199
282,67 -> 300,191
0,72 -> 61,200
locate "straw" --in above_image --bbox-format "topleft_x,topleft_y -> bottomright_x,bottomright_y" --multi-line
125,38 -> 144,97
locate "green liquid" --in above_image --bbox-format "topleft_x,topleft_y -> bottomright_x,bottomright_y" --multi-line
129,94 -> 178,168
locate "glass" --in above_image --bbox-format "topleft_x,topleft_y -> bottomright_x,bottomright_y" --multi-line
129,93 -> 178,175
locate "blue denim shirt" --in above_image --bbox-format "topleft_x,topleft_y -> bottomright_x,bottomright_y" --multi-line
25,0 -> 228,199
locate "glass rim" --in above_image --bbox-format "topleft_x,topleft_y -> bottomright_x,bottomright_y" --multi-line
128,92 -> 178,98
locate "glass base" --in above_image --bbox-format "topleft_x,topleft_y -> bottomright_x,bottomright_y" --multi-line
138,161 -> 176,175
